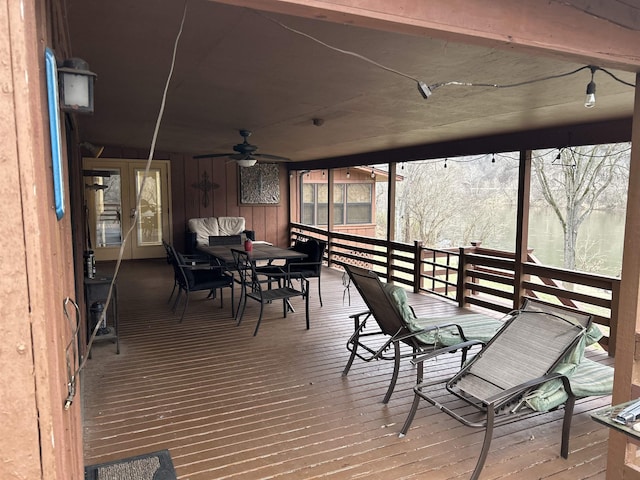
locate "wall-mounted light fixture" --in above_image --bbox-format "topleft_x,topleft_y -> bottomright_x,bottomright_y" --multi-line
58,58 -> 97,113
80,142 -> 104,158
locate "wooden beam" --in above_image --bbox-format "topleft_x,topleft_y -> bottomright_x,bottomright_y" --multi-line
212,0 -> 640,70
295,118 -> 632,171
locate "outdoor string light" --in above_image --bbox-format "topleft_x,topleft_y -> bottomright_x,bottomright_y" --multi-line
260,12 -> 636,109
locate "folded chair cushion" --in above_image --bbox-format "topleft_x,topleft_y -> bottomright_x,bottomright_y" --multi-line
383,283 -> 504,346
525,358 -> 614,412
514,300 -> 611,412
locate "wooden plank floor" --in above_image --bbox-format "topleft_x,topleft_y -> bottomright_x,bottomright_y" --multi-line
82,259 -> 613,479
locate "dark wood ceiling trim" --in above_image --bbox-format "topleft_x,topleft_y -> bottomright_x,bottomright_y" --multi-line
212,0 -> 640,70
291,117 -> 632,170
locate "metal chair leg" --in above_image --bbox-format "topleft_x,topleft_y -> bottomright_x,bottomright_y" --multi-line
470,407 -> 495,480
382,341 -> 401,404
253,303 -> 265,336
304,280 -> 310,329
179,292 -> 189,323
399,388 -> 422,437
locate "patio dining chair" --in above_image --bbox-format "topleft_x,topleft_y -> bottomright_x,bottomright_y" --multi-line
399,299 -> 613,480
232,248 -> 309,336
341,265 -> 505,403
163,239 -> 210,304
256,238 -> 326,306
167,244 -> 235,322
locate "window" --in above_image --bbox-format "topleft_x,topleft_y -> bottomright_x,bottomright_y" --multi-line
345,183 -> 372,224
302,182 -> 372,225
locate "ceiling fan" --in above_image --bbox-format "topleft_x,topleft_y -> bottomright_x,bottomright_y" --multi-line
193,129 -> 289,167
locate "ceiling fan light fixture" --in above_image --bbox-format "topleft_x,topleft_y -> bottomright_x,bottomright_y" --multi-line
236,158 -> 257,167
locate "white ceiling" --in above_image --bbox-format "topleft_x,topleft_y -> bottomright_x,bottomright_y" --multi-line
65,0 -> 638,163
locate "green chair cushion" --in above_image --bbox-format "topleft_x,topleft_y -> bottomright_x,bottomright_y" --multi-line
382,283 -> 504,346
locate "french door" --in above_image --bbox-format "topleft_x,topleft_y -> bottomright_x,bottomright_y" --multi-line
83,158 -> 172,261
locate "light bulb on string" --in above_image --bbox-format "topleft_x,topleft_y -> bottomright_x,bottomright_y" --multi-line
346,168 -> 350,179
584,66 -> 597,108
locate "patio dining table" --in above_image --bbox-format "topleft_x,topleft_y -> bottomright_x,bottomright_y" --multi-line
198,243 -> 307,266
199,243 -> 309,316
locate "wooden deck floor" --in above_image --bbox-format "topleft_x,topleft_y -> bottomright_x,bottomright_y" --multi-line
82,259 -> 613,479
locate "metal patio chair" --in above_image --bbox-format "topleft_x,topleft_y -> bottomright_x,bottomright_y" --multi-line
167,244 -> 234,322
341,265 -> 505,403
232,248 -> 309,336
256,238 -> 326,306
398,298 -> 610,480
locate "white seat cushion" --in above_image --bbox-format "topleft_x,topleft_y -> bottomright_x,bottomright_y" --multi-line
217,217 -> 245,236
188,217 -> 220,247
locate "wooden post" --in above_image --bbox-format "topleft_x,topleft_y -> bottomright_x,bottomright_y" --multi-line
414,240 -> 422,293
387,162 -> 397,282
607,72 -> 640,480
609,279 -> 619,357
514,149 -> 532,310
457,247 -> 469,308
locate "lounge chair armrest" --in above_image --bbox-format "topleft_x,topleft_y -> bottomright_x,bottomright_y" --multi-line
395,322 -> 469,343
349,310 -> 371,320
410,340 -> 484,364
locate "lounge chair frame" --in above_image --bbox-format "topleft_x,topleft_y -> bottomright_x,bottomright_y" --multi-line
341,265 -> 501,403
399,299 -> 593,480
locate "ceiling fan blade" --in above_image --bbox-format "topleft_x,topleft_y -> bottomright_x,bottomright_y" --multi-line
229,153 -> 251,160
192,152 -> 234,159
255,153 -> 290,162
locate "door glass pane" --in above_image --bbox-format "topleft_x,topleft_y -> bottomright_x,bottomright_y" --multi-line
136,168 -> 163,245
92,170 -> 122,247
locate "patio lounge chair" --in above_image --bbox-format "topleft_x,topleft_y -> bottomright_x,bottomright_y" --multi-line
399,298 -> 613,480
341,265 -> 505,403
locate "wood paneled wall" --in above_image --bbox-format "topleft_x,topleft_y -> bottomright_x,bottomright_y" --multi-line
97,147 -> 291,250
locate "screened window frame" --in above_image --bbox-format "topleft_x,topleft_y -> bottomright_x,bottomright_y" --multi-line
301,182 -> 373,226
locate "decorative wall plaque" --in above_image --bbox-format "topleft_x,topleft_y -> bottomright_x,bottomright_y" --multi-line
239,163 -> 280,205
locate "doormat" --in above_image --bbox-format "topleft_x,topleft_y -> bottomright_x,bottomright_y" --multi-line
84,449 -> 176,480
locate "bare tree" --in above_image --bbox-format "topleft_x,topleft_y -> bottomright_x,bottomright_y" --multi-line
396,162 -> 458,245
531,143 -> 629,270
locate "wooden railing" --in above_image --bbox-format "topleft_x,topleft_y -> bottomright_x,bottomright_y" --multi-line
289,223 -> 619,354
